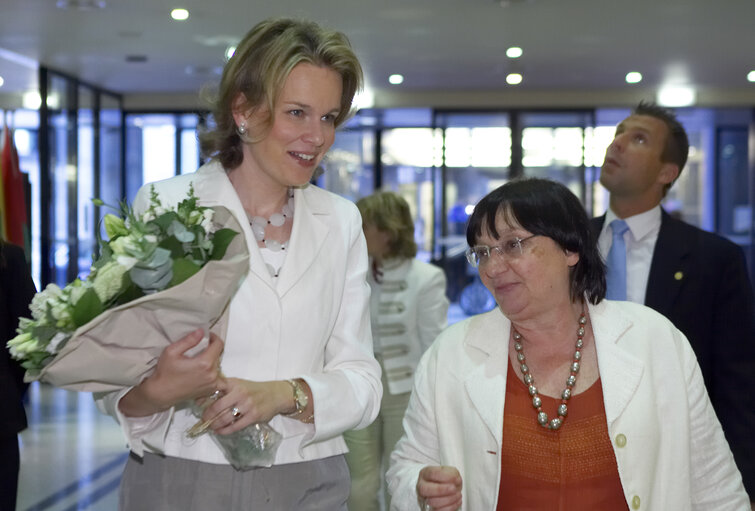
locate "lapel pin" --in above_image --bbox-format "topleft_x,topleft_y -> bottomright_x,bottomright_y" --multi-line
674,271 -> 683,281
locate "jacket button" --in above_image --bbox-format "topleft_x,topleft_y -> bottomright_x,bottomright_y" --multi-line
631,495 -> 641,509
615,433 -> 627,448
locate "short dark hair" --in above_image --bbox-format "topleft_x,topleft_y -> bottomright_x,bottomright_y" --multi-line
466,178 -> 606,304
633,101 -> 689,194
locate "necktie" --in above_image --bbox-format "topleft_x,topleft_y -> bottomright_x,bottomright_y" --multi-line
605,219 -> 629,300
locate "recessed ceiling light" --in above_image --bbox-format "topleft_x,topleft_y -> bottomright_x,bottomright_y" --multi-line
506,47 -> 523,59
0,76 -> 4,88
657,85 -> 696,107
389,74 -> 404,85
625,71 -> 642,84
748,70 -> 755,82
171,8 -> 189,21
506,73 -> 523,85
56,0 -> 106,9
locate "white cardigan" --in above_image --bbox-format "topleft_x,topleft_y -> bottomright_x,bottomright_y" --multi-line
97,161 -> 382,466
369,258 -> 448,395
387,299 -> 749,510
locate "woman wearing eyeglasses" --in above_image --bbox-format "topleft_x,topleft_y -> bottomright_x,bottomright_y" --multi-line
386,178 -> 748,510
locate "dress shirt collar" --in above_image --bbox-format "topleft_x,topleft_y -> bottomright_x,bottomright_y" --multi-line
605,205 -> 662,242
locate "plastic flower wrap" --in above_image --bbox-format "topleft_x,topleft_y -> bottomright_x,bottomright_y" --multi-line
7,185 -> 281,469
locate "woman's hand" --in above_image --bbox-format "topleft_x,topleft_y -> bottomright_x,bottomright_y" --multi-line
119,329 -> 225,417
417,466 -> 463,511
203,379 -> 298,435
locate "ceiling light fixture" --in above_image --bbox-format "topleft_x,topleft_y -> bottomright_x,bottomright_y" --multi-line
506,73 -> 523,85
625,71 -> 642,84
0,76 -> 4,88
171,8 -> 189,21
56,0 -> 106,9
389,74 -> 404,85
748,70 -> 755,83
506,47 -> 523,59
657,85 -> 696,107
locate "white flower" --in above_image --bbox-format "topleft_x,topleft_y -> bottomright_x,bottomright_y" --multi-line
7,332 -> 39,358
30,284 -> 62,321
46,332 -> 71,355
200,209 -> 214,233
92,261 -> 128,303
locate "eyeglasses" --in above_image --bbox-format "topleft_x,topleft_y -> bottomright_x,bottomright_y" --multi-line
465,234 -> 539,268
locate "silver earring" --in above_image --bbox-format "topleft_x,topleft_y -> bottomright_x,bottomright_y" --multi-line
236,122 -> 247,136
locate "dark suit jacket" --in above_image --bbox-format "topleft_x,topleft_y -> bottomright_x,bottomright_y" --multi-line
0,242 -> 36,436
592,210 -> 755,497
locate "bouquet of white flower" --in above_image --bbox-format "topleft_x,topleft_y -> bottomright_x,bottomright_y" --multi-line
7,185 -> 281,469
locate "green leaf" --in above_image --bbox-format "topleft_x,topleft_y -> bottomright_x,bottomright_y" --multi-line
113,273 -> 144,306
210,228 -> 239,260
31,325 -> 60,345
71,288 -> 104,327
170,257 -> 201,286
152,211 -> 180,231
159,235 -> 185,259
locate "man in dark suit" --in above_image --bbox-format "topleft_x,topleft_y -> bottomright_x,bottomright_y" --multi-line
0,241 -> 36,511
592,101 -> 755,503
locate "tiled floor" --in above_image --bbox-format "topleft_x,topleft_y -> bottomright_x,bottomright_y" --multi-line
17,383 -> 127,511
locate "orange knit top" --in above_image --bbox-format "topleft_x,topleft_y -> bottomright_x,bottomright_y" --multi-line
496,359 -> 629,510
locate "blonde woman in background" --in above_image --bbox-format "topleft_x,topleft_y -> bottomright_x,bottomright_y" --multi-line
345,191 -> 449,511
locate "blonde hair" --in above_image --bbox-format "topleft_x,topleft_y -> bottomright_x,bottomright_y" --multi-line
356,191 -> 417,259
199,18 -> 363,169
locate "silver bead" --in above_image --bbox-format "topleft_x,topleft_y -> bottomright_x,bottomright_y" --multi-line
558,403 -> 568,416
514,342 -> 522,351
517,352 -> 525,362
521,364 -> 529,374
537,412 -> 549,426
562,388 -> 571,400
578,326 -> 585,336
532,396 -> 542,408
576,339 -> 583,349
579,315 -> 586,325
524,374 -> 533,385
571,361 -> 580,372
513,332 -> 522,341
566,375 -> 576,387
528,385 -> 537,396
574,350 -> 581,360
549,418 -> 562,430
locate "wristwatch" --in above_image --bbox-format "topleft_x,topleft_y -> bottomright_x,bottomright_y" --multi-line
286,379 -> 308,417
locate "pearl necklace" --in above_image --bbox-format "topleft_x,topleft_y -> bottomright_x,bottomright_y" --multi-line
248,189 -> 294,252
513,311 -> 586,431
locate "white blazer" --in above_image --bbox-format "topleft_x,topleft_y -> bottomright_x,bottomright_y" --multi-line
370,258 -> 448,395
97,161 -> 382,466
387,299 -> 749,510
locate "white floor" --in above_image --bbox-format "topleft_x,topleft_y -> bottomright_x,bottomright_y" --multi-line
17,383 -> 127,511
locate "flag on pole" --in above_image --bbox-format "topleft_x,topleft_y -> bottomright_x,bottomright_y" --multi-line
1,120 -> 29,249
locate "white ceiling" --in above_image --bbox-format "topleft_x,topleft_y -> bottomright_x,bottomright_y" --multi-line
1,0 -> 754,109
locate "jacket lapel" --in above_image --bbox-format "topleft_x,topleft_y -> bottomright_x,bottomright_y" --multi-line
275,186 -> 329,297
464,311 -> 510,445
190,163 -> 272,287
589,301 -> 644,427
645,209 -> 689,313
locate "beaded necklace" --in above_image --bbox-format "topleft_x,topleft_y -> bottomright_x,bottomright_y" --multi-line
247,189 -> 294,252
512,311 -> 587,431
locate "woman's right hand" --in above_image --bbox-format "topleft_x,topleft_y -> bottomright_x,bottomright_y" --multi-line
118,329 -> 225,417
417,465 -> 463,511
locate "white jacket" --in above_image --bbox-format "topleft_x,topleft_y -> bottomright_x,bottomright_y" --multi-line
370,258 -> 448,395
97,161 -> 382,466
387,299 -> 749,510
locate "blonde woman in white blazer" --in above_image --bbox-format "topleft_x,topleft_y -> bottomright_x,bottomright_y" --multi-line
96,18 -> 381,511
387,179 -> 748,510
345,191 -> 449,511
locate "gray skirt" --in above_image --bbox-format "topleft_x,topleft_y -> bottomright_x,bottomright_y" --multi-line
119,451 -> 349,511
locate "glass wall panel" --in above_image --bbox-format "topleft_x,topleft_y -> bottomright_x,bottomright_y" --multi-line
317,128 -> 375,201
180,113 -> 200,175
99,94 -> 123,219
77,86 -> 95,277
48,74 -> 76,286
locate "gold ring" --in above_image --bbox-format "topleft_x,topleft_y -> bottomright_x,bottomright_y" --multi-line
231,406 -> 242,419
209,389 -> 222,401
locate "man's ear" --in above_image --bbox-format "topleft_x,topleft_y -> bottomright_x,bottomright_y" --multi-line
659,162 -> 680,187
